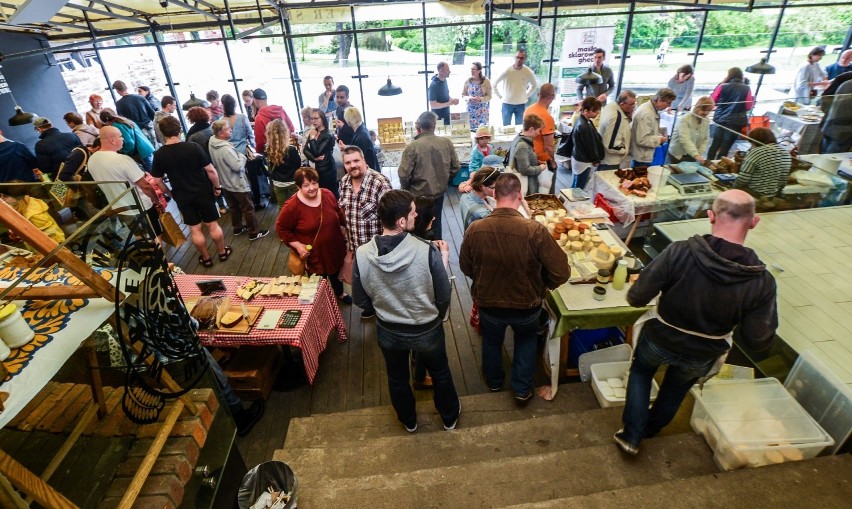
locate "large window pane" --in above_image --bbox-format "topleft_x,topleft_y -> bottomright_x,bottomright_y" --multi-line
88,37 -> 168,116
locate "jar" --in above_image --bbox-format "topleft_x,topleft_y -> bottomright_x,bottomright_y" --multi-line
593,286 -> 607,301
596,269 -> 610,285
0,303 -> 35,349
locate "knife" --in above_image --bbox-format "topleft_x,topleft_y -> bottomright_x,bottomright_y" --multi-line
240,302 -> 250,323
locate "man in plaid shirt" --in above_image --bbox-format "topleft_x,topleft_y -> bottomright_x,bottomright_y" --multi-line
339,145 -> 392,318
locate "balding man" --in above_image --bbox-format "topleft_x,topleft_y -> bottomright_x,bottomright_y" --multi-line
615,190 -> 778,456
88,126 -> 163,238
826,49 -> 852,80
523,83 -> 557,183
429,62 -> 459,125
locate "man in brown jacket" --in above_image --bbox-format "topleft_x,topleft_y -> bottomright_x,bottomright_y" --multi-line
460,173 -> 570,401
398,111 -> 460,240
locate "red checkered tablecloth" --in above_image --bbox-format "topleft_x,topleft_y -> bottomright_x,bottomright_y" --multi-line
174,274 -> 348,384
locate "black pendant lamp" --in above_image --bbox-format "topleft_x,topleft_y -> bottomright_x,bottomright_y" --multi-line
8,105 -> 35,126
575,67 -> 603,85
182,92 -> 205,111
378,77 -> 402,96
746,58 -> 776,75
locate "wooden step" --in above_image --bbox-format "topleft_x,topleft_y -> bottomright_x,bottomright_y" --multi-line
501,453 -> 852,508
294,434 -> 717,508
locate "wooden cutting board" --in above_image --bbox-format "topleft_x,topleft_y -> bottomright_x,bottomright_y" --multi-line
185,297 -> 263,334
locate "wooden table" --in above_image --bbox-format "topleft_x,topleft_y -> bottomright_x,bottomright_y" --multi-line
653,206 -> 852,388
174,275 -> 348,384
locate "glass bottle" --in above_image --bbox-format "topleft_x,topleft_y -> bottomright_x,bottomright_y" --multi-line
612,259 -> 628,291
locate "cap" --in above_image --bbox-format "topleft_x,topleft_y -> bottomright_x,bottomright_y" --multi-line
474,126 -> 491,138
33,117 -> 52,128
252,88 -> 267,100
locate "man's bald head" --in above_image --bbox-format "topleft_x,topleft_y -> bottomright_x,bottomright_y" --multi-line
709,190 -> 759,244
99,126 -> 123,152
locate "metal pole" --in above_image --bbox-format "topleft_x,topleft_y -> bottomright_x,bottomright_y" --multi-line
484,1 -> 493,79
689,9 -> 708,70
83,10 -> 116,104
349,5 -> 368,124
150,23 -> 188,132
546,6 -> 558,83
422,0 -> 430,113
281,15 -> 304,113
218,21 -> 243,107
277,8 -> 303,125
615,1 -> 635,97
755,0 -> 789,98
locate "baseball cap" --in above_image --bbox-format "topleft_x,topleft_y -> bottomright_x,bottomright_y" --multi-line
252,88 -> 267,100
33,117 -> 52,128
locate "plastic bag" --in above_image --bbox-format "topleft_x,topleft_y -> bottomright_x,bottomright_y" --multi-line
238,461 -> 298,509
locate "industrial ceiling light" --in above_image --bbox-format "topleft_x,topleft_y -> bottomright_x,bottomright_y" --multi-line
8,105 -> 35,126
181,92 -> 205,111
746,58 -> 775,75
575,67 -> 603,85
378,77 -> 402,96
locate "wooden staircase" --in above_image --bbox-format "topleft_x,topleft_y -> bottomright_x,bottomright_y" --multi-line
274,383 -> 852,508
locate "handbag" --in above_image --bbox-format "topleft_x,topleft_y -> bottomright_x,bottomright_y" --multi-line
245,144 -> 260,161
288,199 -> 323,276
159,211 -> 187,247
339,250 -> 354,285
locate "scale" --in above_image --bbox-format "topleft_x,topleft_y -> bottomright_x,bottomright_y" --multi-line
668,173 -> 713,194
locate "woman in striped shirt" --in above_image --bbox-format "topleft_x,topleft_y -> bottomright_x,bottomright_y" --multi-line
733,127 -> 791,198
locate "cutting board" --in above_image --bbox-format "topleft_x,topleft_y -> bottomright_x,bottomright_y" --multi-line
185,297 -> 263,334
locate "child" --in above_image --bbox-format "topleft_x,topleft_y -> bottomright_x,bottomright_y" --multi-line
1,181 -> 65,245
369,129 -> 385,168
460,126 -> 503,192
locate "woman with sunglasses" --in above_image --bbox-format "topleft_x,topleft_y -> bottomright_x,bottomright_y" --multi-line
462,62 -> 492,131
667,65 -> 695,112
459,166 -> 499,230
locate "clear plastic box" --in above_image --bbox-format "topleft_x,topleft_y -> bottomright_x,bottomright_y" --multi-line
589,361 -> 658,408
690,378 -> 834,470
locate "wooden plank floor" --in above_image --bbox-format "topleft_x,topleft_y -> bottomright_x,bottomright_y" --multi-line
163,189 -> 499,468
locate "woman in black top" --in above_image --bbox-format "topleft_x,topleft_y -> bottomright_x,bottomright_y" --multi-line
571,97 -> 605,190
303,107 -> 338,198
342,106 -> 379,171
265,118 -> 302,207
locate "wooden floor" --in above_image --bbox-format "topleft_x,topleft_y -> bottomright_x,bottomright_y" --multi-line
162,188 -> 496,468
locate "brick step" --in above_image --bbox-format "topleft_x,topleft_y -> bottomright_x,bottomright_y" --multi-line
501,454 -> 852,508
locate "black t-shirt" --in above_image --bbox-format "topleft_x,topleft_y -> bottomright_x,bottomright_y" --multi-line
151,142 -> 213,201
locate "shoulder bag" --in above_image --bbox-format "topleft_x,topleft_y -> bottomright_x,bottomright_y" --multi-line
288,200 -> 323,276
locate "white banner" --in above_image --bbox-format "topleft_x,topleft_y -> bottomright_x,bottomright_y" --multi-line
558,26 -> 616,104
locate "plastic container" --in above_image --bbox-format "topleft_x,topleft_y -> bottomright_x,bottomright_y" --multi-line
569,327 -> 625,369
612,259 -> 627,290
0,303 -> 35,349
647,165 -> 671,193
690,378 -> 834,471
590,360 -> 658,408
784,350 -> 852,455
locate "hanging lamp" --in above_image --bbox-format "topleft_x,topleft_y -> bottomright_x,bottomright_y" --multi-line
182,92 -> 205,110
378,77 -> 402,96
8,105 -> 35,126
746,58 -> 775,75
575,67 -> 603,85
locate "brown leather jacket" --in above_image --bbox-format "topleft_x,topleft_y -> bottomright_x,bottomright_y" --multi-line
460,208 -> 571,309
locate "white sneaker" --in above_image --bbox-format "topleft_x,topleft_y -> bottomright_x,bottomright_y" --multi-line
444,399 -> 461,431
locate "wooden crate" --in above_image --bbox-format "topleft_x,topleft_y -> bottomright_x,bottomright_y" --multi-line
221,346 -> 283,401
377,116 -> 406,150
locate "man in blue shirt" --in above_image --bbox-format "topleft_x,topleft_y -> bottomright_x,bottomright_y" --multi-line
429,62 -> 459,125
0,129 -> 38,182
825,50 -> 852,80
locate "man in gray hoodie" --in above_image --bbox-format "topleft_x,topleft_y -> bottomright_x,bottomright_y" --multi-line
352,190 -> 459,433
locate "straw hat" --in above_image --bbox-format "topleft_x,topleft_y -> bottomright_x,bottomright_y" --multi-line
474,126 -> 491,138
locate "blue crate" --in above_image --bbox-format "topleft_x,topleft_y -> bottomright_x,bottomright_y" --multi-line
451,164 -> 470,186
568,327 -> 625,368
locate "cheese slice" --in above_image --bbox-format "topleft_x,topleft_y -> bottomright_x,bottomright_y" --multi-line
220,311 -> 243,328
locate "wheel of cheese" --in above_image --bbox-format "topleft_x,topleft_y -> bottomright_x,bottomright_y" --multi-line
220,311 -> 243,328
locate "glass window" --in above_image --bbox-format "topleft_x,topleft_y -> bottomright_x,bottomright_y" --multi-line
89,36 -> 169,116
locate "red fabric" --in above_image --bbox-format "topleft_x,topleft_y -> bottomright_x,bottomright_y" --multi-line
275,189 -> 347,275
174,274 -> 348,384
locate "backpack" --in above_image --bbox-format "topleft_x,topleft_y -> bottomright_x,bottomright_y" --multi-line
59,147 -> 108,210
556,130 -> 574,158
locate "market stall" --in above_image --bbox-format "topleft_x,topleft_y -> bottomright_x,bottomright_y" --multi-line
765,110 -> 822,155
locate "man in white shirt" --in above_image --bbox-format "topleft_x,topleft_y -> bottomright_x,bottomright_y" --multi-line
597,90 -> 636,170
88,126 -> 163,239
493,49 -> 538,126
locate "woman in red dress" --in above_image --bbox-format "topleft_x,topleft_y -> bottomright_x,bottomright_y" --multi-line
275,167 -> 351,303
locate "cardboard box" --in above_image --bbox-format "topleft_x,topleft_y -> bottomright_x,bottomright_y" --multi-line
222,346 -> 283,401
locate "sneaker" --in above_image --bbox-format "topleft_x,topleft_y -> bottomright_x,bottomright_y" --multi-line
405,422 -> 418,433
233,227 -> 247,236
614,429 -> 639,455
514,389 -> 534,402
488,385 -> 503,392
338,293 -> 353,305
361,309 -> 376,320
413,375 -> 433,390
249,229 -> 269,241
444,400 -> 461,431
234,400 -> 265,437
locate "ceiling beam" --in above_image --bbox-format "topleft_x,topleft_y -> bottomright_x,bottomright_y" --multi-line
66,1 -> 150,25
1,27 -> 150,61
165,0 -> 221,20
87,0 -> 153,17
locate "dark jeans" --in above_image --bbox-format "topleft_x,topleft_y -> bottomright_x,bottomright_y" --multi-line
572,167 -> 593,190
632,160 -> 652,168
598,163 -> 621,171
320,272 -> 345,298
318,169 -> 339,200
223,189 -> 259,234
706,123 -> 743,161
821,135 -> 850,154
479,307 -> 543,395
621,328 -> 715,446
429,193 -> 445,240
246,158 -> 269,206
666,153 -> 696,165
377,322 -> 460,428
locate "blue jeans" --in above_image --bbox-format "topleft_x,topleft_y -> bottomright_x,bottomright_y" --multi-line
706,123 -> 743,161
621,328 -> 715,446
429,193 -> 445,241
479,307 -> 542,395
502,103 -> 526,126
572,166 -> 594,190
632,160 -> 652,168
377,323 -> 459,428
